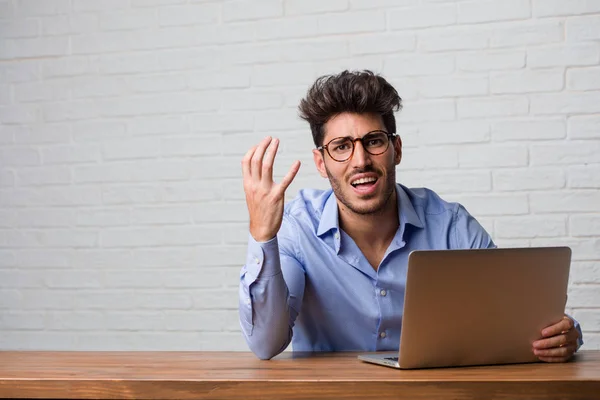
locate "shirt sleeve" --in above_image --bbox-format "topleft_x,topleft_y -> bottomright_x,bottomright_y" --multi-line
238,215 -> 306,360
451,203 -> 496,249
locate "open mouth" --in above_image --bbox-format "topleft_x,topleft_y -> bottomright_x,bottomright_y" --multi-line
351,176 -> 378,188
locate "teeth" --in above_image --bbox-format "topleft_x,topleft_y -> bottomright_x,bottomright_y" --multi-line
351,177 -> 377,186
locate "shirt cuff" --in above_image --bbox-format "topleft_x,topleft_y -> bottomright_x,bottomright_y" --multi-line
245,234 -> 282,280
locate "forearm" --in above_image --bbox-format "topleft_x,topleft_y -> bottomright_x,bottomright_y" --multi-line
239,237 -> 294,359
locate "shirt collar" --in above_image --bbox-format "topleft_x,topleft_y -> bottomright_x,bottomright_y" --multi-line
316,184 -> 424,237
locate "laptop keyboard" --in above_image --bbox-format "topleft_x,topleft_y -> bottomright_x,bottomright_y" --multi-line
384,357 -> 399,362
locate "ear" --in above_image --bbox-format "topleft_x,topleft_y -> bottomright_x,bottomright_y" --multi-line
393,135 -> 402,166
313,149 -> 328,178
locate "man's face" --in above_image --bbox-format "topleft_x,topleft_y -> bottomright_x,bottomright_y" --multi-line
312,112 -> 402,216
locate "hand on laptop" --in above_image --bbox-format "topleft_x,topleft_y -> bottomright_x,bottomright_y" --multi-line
242,137 -> 301,242
532,315 -> 579,363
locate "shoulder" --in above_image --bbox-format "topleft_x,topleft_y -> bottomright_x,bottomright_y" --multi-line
401,185 -> 461,216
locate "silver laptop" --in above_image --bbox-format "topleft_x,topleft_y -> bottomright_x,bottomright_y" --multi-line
358,247 -> 571,369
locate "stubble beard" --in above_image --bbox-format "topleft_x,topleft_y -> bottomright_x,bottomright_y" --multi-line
326,163 -> 397,217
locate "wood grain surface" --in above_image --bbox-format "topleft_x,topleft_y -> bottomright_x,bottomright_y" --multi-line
1,350 -> 599,399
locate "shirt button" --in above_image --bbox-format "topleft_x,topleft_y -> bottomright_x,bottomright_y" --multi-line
334,232 -> 340,239
245,298 -> 251,305
380,289 -> 387,297
254,257 -> 260,265
379,332 -> 387,339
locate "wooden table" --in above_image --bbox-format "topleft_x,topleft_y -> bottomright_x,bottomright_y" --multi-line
0,351 -> 599,399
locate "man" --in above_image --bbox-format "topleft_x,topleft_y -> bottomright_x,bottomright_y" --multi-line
239,70 -> 582,361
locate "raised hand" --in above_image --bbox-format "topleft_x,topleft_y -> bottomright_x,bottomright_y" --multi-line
241,136 -> 301,242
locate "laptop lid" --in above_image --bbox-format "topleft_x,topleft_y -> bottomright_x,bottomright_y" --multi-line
398,247 -> 571,369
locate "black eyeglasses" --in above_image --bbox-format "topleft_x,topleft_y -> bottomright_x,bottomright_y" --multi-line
317,130 -> 397,162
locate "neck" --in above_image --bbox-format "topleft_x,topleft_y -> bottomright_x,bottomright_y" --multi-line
338,189 -> 399,250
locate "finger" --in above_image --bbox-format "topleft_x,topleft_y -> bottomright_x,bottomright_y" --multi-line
261,138 -> 279,184
541,316 -> 574,338
533,344 -> 577,358
242,145 -> 257,182
250,137 -> 272,182
533,333 -> 570,350
278,160 -> 301,194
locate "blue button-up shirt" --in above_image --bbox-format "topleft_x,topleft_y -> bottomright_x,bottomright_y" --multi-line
238,184 -> 580,359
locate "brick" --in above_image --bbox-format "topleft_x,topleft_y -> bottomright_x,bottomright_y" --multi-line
1,186 -> 102,207
42,14 -> 98,36
492,119 -> 566,141
71,76 -> 129,99
103,270 -> 167,288
221,90 -> 284,111
42,101 -> 103,122
16,249 -> 70,268
100,226 -> 221,248
0,36 -> 69,60
530,191 -> 600,213
17,166 -> 72,186
190,67 -> 252,90
14,0 -> 70,17
41,144 -> 101,165
570,215 -> 600,237
568,166 -> 600,189
102,182 -> 220,205
0,105 -> 38,124
491,69 -> 564,94
73,0 -> 128,12
217,21 -> 257,43
447,194 -> 529,216
491,21 -> 563,48
132,0 -> 186,6
400,100 -> 456,123
419,75 -> 488,98
567,285 -> 600,308
103,311 -> 164,331
13,124 -> 71,145
223,0 -> 283,22
103,138 -> 162,160
77,208 -> 131,227
496,216 -> 566,238
70,249 -> 134,269
389,4 -> 456,30
98,92 -> 220,117
459,0 -> 530,23
7,229 -> 98,248
285,0 -> 347,15
96,52 -> 158,75
419,30 -> 488,52
45,311 -> 107,331
568,116 -> 600,139
350,33 -> 415,55
164,310 -> 239,331
100,10 -> 157,31
0,1 -> 13,16
318,10 -> 385,35
567,66 -> 600,90
44,270 -> 103,288
192,287 -> 239,308
459,145 -> 528,168
72,120 -> 127,142
0,19 -> 39,38
254,109 -> 307,131
531,92 -> 600,115
419,121 -> 489,144
157,48 -> 220,71
15,207 -> 75,231
0,312 -> 45,330
567,15 -> 600,41
530,141 -> 600,166
0,61 -> 40,83
14,81 -> 70,103
161,135 -> 221,157
401,147 -> 458,170
571,309 -> 600,331
401,170 -> 491,194
0,85 -> 10,106
528,44 -> 600,68
131,206 -> 191,225
75,161 -> 190,183
42,56 -> 95,79
350,0 -> 416,9
570,261 -> 600,283
128,73 -> 188,93
534,0 -> 600,17
129,116 -> 189,136
0,146 -> 40,166
458,96 -> 529,118
194,202 -> 248,223
158,4 -> 219,26
493,168 -> 565,191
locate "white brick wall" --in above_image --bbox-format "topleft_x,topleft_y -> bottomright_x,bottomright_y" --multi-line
0,0 -> 599,351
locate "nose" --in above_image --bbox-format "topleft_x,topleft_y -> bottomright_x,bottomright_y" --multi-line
350,139 -> 371,167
